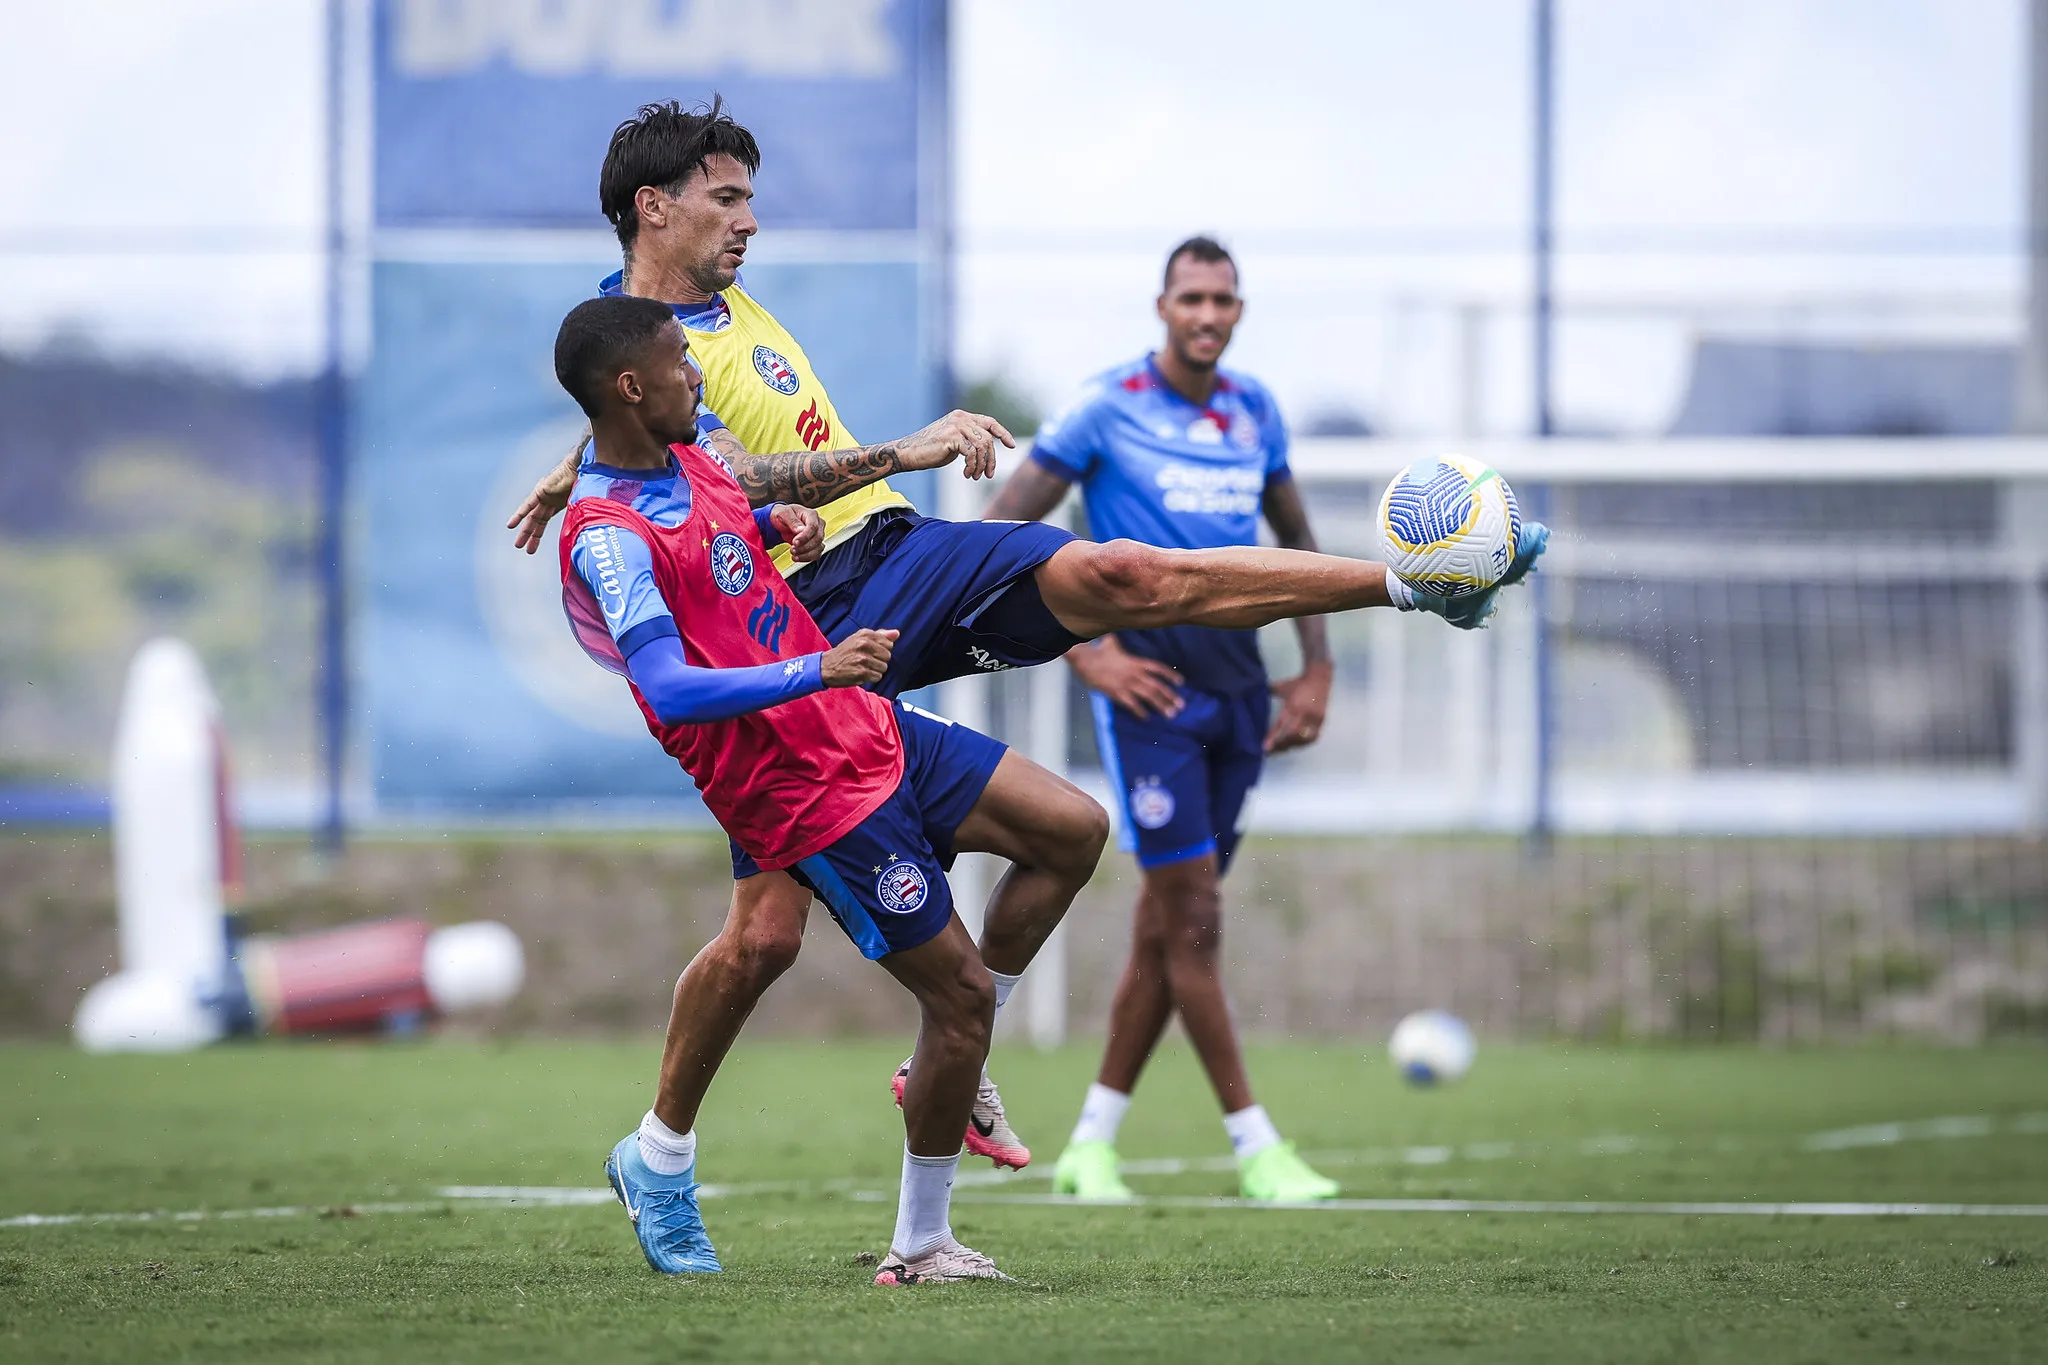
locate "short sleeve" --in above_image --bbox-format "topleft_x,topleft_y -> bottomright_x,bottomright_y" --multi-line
1029,382 -> 1107,482
569,523 -> 678,658
1255,385 -> 1291,481
696,406 -> 727,435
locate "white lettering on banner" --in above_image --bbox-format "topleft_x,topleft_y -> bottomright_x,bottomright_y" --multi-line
395,0 -> 900,79
1153,461 -> 1263,516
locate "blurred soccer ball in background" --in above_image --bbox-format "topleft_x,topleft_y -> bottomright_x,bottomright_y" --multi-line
1377,455 -> 1522,599
1389,1009 -> 1476,1085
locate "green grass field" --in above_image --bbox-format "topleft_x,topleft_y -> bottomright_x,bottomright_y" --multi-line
3,1039 -> 2046,1363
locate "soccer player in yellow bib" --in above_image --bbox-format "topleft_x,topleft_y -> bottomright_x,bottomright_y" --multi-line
507,101 -> 1546,1226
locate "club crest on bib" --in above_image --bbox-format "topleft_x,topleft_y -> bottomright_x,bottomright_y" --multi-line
753,345 -> 801,396
709,531 -> 754,596
1129,778 -> 1176,830
876,859 -> 930,914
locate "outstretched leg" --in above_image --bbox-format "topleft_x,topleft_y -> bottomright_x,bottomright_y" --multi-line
1033,538 -> 1394,641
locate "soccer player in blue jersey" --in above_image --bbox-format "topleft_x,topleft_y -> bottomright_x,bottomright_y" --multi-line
984,238 -> 1344,1201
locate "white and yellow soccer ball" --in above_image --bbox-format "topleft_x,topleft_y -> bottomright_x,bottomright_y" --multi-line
1376,455 -> 1523,599
1388,1009 -> 1476,1085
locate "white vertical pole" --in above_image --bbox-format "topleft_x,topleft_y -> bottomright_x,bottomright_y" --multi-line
1024,649 -> 1070,1049
938,467 -> 995,939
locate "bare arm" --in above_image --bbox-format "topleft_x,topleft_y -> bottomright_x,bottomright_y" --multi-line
983,457 -> 1074,523
1261,475 -> 1331,668
1261,474 -> 1333,753
505,411 -> 1012,550
506,427 -> 590,554
722,410 -> 1013,511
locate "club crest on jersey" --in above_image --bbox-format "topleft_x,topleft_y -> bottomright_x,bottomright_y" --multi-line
753,345 -> 801,396
709,531 -> 754,596
876,859 -> 930,914
1130,778 -> 1176,830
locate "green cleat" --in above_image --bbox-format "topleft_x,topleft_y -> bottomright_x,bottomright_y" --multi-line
1052,1139 -> 1135,1201
1239,1142 -> 1340,1202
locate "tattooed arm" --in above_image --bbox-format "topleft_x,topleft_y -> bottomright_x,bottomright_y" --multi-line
721,409 -> 1014,510
507,411 -> 1016,553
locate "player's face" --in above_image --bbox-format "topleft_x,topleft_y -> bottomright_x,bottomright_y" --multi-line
634,323 -> 703,445
1157,259 -> 1243,370
657,154 -> 758,295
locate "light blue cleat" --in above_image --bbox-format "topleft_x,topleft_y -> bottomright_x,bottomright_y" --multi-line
1410,522 -> 1551,630
605,1133 -> 722,1274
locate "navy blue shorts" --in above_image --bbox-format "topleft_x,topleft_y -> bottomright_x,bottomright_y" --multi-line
730,700 -> 1007,959
788,511 -> 1084,697
1090,685 -> 1270,875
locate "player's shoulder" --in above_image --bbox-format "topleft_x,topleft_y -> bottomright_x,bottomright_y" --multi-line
1216,365 -> 1280,415
1038,357 -> 1148,440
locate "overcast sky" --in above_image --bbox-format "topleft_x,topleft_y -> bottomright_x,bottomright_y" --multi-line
0,0 -> 2024,434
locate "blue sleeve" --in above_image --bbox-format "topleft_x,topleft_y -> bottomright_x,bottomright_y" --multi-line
1258,385 -> 1292,482
622,637 -> 826,725
1029,382 -> 1106,482
752,505 -> 784,547
697,406 -> 727,435
570,523 -> 679,658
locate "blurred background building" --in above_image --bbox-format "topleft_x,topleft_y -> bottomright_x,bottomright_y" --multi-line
1,0 -> 2042,1044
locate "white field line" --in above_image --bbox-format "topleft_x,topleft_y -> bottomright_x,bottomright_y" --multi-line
950,1193 -> 2048,1218
7,1113 -> 2044,1233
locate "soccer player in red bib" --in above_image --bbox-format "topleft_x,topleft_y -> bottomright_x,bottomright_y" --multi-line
556,293 -> 1039,1285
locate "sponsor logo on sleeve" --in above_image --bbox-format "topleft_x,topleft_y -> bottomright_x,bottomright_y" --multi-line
709,531 -> 755,596
584,526 -> 629,620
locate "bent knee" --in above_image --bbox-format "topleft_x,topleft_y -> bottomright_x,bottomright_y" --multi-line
1076,539 -> 1176,620
728,920 -> 803,983
931,960 -> 996,1039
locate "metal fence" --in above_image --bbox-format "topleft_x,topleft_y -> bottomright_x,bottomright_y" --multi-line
948,439 -> 2048,1043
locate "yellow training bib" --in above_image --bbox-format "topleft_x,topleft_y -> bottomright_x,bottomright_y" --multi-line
683,285 -> 913,574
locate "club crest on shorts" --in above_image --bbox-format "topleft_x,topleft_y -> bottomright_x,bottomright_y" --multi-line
753,345 -> 801,396
709,531 -> 754,596
876,859 -> 930,914
1129,778 -> 1176,830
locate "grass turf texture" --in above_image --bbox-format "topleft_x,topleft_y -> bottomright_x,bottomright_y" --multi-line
3,1041 -> 2046,1363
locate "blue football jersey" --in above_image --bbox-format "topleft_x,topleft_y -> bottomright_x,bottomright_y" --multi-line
1031,356 -> 1291,694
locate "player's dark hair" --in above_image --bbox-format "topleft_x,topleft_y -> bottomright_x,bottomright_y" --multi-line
1163,235 -> 1237,291
599,97 -> 762,253
554,295 -> 680,418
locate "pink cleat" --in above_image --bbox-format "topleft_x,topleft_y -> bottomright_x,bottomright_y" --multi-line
873,1237 -> 1013,1286
891,1057 -> 1031,1170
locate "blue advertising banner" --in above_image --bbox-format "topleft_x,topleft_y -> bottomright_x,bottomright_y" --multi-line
359,258 -> 935,811
375,0 -> 931,229
359,0 -> 948,814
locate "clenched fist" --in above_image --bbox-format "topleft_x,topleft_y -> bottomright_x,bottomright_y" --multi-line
821,628 -> 898,688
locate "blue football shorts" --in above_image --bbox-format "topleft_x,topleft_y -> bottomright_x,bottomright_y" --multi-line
787,510 -> 1085,697
1091,684 -> 1270,875
730,699 -> 1007,959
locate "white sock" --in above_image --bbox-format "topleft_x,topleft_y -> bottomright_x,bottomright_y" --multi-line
989,969 -> 1022,1018
1069,1082 -> 1132,1147
637,1109 -> 697,1176
892,1147 -> 961,1259
1223,1104 -> 1282,1160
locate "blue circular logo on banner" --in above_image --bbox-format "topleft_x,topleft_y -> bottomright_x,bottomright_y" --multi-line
753,345 -> 801,395
876,860 -> 930,914
708,531 -> 754,596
